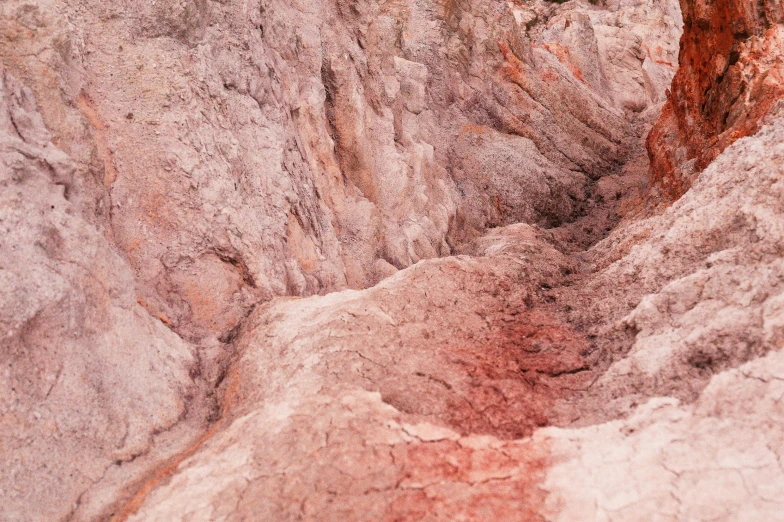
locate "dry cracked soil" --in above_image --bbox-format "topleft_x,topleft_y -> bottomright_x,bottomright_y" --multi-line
2,0 -> 784,520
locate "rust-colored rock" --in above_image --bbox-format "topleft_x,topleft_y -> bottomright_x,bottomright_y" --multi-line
648,0 -> 784,198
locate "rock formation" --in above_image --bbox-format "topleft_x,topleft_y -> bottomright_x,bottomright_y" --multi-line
2,0 -> 783,520
648,0 -> 784,198
0,69 -> 203,522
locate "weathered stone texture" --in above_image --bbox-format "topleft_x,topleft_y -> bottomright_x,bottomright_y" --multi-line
6,0 -> 784,520
648,0 -> 784,197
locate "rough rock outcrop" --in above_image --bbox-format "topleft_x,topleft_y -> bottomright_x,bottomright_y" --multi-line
526,0 -> 681,112
123,225 -> 586,521
0,0 -> 685,519
6,0 -> 784,520
648,0 -> 784,198
0,0 -> 677,345
544,120 -> 784,519
0,71 -> 202,522
123,118 -> 784,521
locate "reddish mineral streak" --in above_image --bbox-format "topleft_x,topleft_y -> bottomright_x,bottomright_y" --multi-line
648,0 -> 784,199
109,367 -> 244,521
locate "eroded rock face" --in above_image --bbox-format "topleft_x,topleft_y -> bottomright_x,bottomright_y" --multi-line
0,71 -> 202,522
0,0 -> 677,344
526,0 -> 682,112
126,113 -> 784,522
7,0 -> 784,520
648,0 -> 784,198
125,227 -> 585,521
544,123 -> 784,517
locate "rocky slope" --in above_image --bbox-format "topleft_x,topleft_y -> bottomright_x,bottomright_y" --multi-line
3,0 -> 784,520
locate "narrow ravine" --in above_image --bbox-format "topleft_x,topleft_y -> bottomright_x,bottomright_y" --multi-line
9,0 -> 784,520
105,3 -> 683,518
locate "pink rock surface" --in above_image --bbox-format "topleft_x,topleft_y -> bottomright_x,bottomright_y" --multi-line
4,0 -> 784,520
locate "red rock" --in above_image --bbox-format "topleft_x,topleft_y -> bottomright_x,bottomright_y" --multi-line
648,0 -> 784,198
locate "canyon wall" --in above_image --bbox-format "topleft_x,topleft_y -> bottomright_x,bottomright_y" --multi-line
648,0 -> 784,198
0,0 -> 679,347
0,1 -> 682,519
